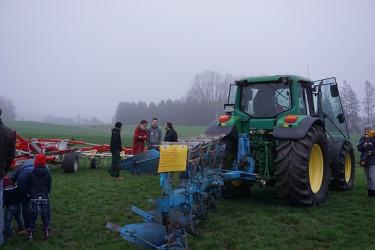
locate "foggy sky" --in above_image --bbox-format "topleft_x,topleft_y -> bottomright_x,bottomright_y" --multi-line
1,0 -> 374,123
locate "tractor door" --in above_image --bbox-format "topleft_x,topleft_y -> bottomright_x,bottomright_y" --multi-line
313,78 -> 350,142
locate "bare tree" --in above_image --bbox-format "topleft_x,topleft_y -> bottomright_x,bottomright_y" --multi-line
340,81 -> 360,132
362,80 -> 375,125
0,96 -> 16,120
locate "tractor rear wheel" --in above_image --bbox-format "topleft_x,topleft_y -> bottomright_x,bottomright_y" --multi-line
62,152 -> 79,173
330,141 -> 355,190
275,125 -> 330,206
220,136 -> 250,198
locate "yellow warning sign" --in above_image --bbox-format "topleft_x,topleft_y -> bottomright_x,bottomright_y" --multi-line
158,145 -> 187,173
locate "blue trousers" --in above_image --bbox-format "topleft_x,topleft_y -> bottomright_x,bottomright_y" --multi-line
4,204 -> 24,236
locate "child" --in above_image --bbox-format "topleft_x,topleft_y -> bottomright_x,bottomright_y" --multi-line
3,176 -> 26,238
357,128 -> 375,166
25,154 -> 52,241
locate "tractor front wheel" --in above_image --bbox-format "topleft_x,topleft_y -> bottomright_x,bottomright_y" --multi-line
330,141 -> 355,190
275,125 -> 330,206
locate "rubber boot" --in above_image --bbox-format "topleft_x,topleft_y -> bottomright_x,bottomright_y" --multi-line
27,229 -> 34,241
44,227 -> 51,238
369,189 -> 375,197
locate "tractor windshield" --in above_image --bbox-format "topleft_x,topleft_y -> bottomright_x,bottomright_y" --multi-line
240,82 -> 291,117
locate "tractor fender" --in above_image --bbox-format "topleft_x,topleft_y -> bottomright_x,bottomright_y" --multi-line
273,116 -> 324,140
205,120 -> 238,140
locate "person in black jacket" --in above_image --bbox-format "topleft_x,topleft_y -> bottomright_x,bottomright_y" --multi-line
0,108 -> 16,246
3,176 -> 26,238
164,122 -> 178,142
9,159 -> 34,230
25,154 -> 52,241
109,122 -> 123,178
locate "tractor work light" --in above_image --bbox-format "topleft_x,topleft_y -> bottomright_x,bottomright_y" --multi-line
218,115 -> 230,123
284,115 -> 298,123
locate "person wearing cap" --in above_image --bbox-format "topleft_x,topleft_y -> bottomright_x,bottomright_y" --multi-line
3,176 -> 26,238
357,124 -> 375,197
0,108 -> 16,246
147,118 -> 163,150
164,122 -> 178,142
25,154 -> 52,240
109,122 -> 123,178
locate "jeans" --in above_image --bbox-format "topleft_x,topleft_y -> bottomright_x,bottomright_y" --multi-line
364,164 -> 375,190
28,198 -> 51,229
4,204 -> 24,236
0,179 -> 4,246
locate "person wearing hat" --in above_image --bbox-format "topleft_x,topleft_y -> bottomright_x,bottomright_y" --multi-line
3,176 -> 26,238
357,124 -> 375,197
25,154 -> 52,240
109,122 -> 124,179
0,108 -> 16,246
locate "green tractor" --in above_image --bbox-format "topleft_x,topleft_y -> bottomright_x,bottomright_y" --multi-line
206,75 -> 355,206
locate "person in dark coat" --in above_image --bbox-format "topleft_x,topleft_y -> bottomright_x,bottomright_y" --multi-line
10,159 -> 36,230
109,122 -> 123,178
0,108 -> 16,246
357,124 -> 375,197
3,176 -> 25,237
164,122 -> 178,142
25,154 -> 52,241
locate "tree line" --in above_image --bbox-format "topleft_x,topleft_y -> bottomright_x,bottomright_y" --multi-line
1,71 -> 374,132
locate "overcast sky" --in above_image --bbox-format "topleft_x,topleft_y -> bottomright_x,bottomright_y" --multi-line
1,0 -> 374,123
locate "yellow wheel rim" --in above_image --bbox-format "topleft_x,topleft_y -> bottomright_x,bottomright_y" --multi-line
309,144 -> 324,193
344,153 -> 352,182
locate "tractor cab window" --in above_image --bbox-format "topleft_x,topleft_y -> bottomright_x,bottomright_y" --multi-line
313,78 -> 349,141
241,83 -> 291,117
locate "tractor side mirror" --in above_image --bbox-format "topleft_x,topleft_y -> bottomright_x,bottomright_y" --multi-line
337,113 -> 345,123
330,85 -> 339,97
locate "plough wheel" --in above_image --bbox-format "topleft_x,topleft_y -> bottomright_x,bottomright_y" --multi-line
62,152 -> 79,173
90,158 -> 99,169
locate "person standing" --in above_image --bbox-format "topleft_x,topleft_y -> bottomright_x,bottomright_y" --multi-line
147,118 -> 162,150
0,108 -> 16,246
132,120 -> 148,155
357,124 -> 375,197
3,176 -> 26,238
164,122 -> 178,142
25,154 -> 52,241
110,122 -> 123,178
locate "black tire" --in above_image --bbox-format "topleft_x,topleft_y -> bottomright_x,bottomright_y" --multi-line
330,141 -> 355,191
90,158 -> 99,169
221,136 -> 237,170
219,136 -> 250,198
62,152 -> 79,173
275,124 -> 330,206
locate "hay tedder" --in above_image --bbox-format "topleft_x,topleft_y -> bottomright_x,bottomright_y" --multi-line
12,133 -> 132,173
106,134 -> 256,249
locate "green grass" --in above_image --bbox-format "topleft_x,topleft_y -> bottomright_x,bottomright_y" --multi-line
2,122 -> 375,249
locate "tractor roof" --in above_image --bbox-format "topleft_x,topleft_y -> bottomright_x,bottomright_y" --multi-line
239,74 -> 311,83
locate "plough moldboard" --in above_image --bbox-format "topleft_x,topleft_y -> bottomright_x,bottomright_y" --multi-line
106,134 -> 242,249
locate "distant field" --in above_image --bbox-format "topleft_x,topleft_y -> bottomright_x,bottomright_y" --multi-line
3,121 -> 374,250
6,121 -> 207,146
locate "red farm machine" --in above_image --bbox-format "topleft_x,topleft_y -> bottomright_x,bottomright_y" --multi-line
11,133 -> 132,173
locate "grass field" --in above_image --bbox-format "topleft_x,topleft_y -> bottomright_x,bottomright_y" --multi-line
2,122 -> 375,250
